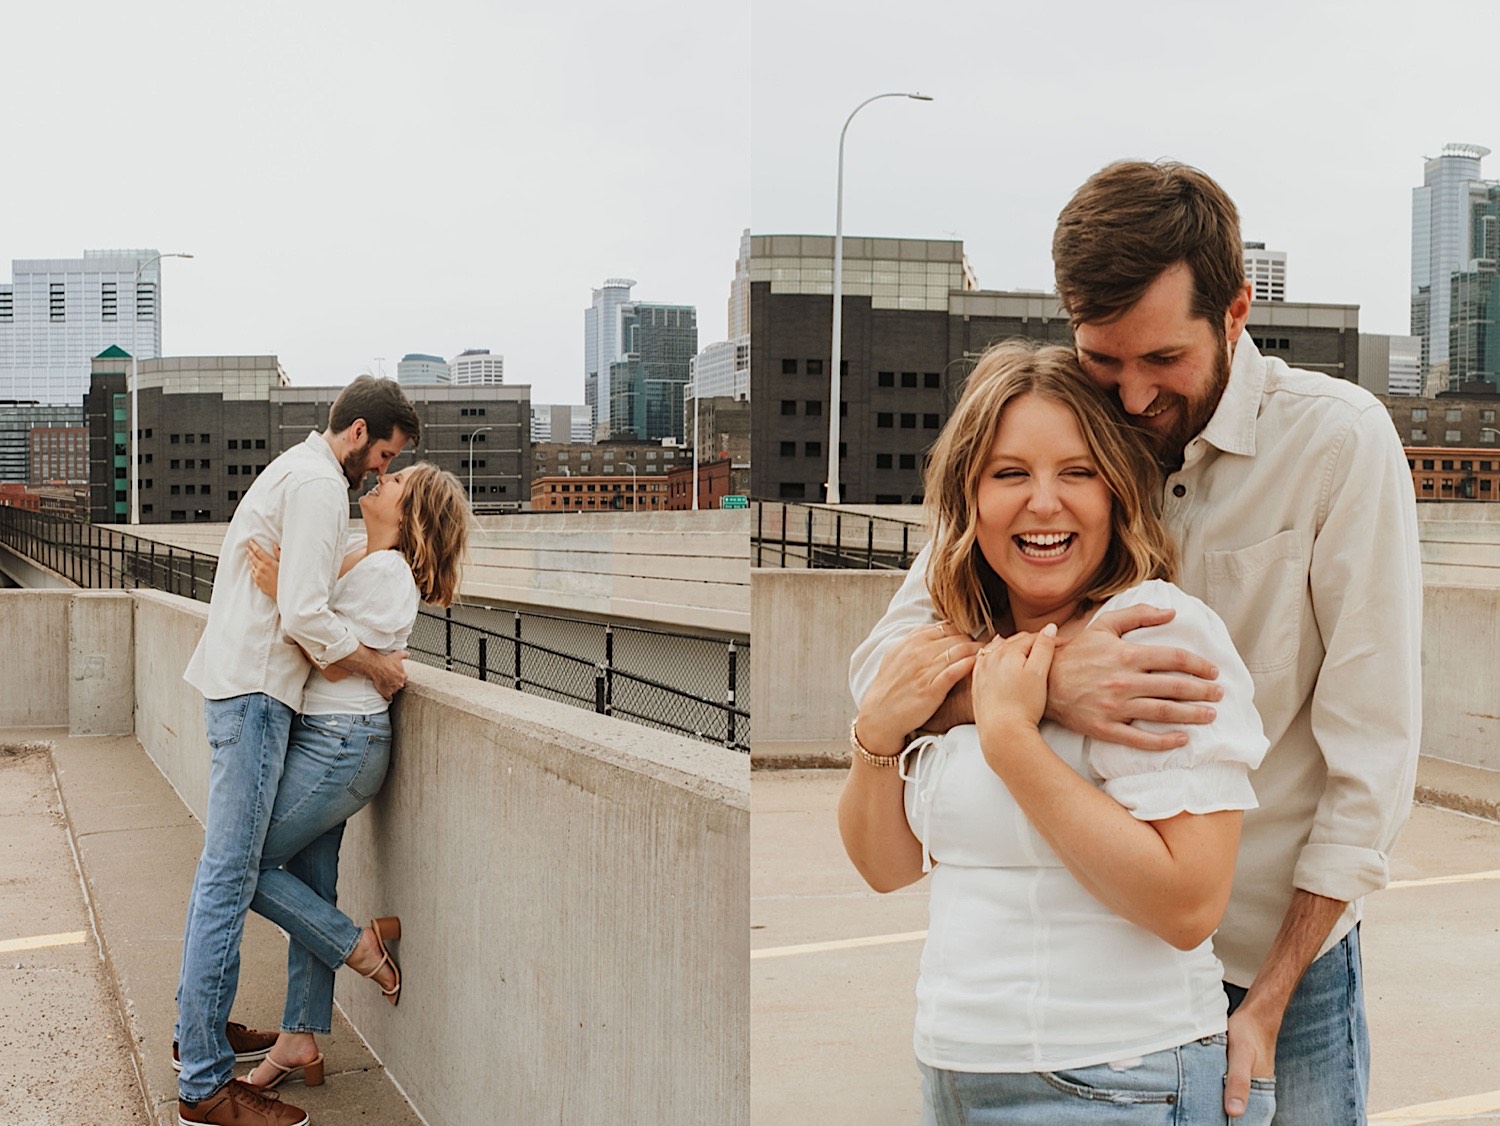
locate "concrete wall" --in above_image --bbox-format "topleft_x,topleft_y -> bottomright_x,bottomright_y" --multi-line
1418,503 -> 1500,585
0,590 -> 131,733
750,569 -> 1500,775
8,589 -> 749,1124
749,569 -> 904,764
104,510 -> 751,636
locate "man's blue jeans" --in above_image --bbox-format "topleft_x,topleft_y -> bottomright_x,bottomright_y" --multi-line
1224,926 -> 1369,1125
176,693 -> 295,1102
250,711 -> 392,1034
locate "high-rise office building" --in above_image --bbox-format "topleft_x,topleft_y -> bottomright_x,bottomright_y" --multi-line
530,403 -> 592,443
1412,143 -> 1500,391
690,339 -> 749,401
450,349 -> 504,385
729,228 -> 751,341
608,303 -> 697,442
584,278 -> 636,435
1243,242 -> 1286,302
0,402 -> 86,483
0,250 -> 168,404
397,353 -> 450,385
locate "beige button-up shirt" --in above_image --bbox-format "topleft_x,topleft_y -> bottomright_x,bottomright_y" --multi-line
851,337 -> 1423,985
184,431 -> 360,711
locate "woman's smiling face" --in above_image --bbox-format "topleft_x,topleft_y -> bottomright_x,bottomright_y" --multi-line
974,393 -> 1114,631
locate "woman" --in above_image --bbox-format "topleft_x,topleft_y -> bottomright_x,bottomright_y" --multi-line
839,341 -> 1273,1123
240,461 -> 470,1090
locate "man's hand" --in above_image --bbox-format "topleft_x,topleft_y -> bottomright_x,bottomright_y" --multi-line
1224,1000 -> 1279,1117
854,622 -> 983,755
1047,604 -> 1222,750
365,649 -> 409,700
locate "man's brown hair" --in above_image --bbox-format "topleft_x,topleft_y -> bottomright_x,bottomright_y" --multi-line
329,375 -> 422,447
1053,160 -> 1245,330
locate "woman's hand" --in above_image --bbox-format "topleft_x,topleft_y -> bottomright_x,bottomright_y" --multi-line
972,623 -> 1058,738
854,621 -> 983,757
247,541 -> 282,601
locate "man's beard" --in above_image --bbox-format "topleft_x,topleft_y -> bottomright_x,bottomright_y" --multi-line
1147,342 -> 1231,471
340,439 -> 374,488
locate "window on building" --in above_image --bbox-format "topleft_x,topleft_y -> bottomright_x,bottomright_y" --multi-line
185,484 -> 196,495
900,413 -> 916,429
807,359 -> 824,376
1483,431 -> 1498,445
170,510 -> 186,521
877,412 -> 893,428
184,434 -> 195,444
899,454 -> 916,470
781,359 -> 798,375
170,434 -> 180,444
805,400 -> 822,417
1484,410 -> 1496,423
1411,408 -> 1427,421
924,373 -> 940,389
780,441 -> 795,456
228,440 -> 238,449
876,453 -> 893,469
781,400 -> 796,416
1410,428 -> 1426,441
49,283 -> 65,322
779,482 -> 806,499
901,372 -> 918,388
923,413 -> 940,429
170,485 -> 180,495
878,371 -> 895,387
1446,430 -> 1462,442
1446,409 -> 1462,422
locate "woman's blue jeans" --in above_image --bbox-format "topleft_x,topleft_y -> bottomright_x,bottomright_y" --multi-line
249,711 -> 392,1034
919,1035 -> 1276,1125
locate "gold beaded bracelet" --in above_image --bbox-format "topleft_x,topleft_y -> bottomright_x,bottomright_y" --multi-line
849,719 -> 902,768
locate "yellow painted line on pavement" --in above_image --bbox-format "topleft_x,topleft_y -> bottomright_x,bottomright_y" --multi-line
0,930 -> 87,954
1387,868 -> 1500,889
1371,1088 -> 1500,1122
752,930 -> 926,960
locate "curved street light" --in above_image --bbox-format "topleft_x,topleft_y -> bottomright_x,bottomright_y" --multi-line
130,251 -> 193,524
625,460 -> 638,511
827,91 -> 933,506
466,426 -> 492,505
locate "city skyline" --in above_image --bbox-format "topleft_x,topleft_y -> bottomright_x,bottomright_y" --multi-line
751,0 -> 1498,338
6,0 -> 746,406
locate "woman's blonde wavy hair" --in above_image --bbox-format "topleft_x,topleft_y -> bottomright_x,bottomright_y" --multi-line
395,462 -> 471,608
924,340 -> 1176,637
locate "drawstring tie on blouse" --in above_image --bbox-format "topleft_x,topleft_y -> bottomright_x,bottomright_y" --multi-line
899,734 -> 945,873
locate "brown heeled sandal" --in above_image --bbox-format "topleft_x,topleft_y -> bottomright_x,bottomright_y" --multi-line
358,916 -> 402,1006
246,1052 -> 325,1089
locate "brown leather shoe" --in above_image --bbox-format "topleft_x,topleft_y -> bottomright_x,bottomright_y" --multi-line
178,1079 -> 308,1125
172,1021 -> 279,1071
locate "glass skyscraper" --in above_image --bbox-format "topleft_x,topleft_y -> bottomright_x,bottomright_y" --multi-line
583,278 -> 636,436
607,303 -> 698,442
1412,144 -> 1500,391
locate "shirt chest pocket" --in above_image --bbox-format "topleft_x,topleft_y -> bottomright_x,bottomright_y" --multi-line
1203,529 -> 1306,674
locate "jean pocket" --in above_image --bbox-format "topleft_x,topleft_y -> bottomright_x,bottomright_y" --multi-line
205,696 -> 251,750
346,730 -> 392,802
1038,1059 -> 1178,1105
1239,1079 -> 1276,1126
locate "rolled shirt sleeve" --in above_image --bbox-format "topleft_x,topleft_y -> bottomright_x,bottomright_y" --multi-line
1295,404 -> 1423,902
849,542 -> 941,707
275,476 -> 361,668
1085,582 -> 1267,821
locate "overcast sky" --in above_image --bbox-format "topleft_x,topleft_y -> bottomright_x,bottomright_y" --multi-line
751,0 -> 1500,337
6,0 -> 748,403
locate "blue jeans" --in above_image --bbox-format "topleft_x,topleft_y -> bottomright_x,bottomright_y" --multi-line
250,711 -> 392,1034
1224,926 -> 1368,1126
177,693 -> 296,1102
919,1036 -> 1276,1125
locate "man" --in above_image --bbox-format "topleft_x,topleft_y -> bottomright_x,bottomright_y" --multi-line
175,376 -> 420,1126
850,161 -> 1422,1123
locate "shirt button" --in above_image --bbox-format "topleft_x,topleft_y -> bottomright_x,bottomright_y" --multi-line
1172,484 -> 1187,498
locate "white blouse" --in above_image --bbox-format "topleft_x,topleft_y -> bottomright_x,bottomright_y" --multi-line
903,579 -> 1268,1072
299,545 -> 420,716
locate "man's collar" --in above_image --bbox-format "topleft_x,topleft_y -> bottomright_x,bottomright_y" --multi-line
305,429 -> 343,471
1197,333 -> 1266,458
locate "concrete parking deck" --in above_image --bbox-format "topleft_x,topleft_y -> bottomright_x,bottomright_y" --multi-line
0,730 -> 421,1126
752,761 -> 1500,1126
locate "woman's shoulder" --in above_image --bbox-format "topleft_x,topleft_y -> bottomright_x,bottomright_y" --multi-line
341,549 -> 417,593
1092,580 -> 1234,653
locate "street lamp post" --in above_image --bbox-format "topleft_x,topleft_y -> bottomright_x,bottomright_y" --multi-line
1481,427 -> 1500,442
625,461 -> 637,511
466,426 -> 492,505
690,382 -> 700,511
130,251 -> 193,524
827,91 -> 933,506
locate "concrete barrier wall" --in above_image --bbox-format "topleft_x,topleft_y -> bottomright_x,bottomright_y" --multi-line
1423,584 -> 1500,771
0,590 -> 133,733
107,511 -> 751,636
0,590 -> 72,726
749,569 -> 905,763
129,591 -> 748,1125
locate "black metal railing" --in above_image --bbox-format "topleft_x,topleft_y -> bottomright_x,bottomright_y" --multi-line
750,501 -> 926,570
0,507 -> 749,752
